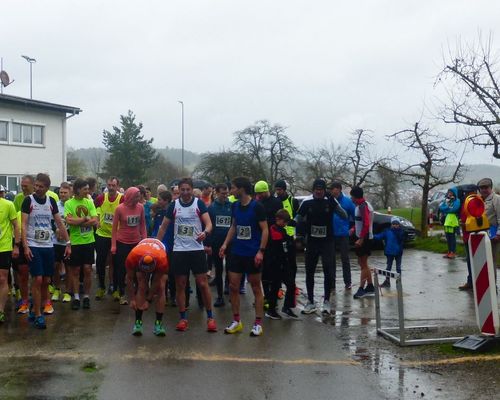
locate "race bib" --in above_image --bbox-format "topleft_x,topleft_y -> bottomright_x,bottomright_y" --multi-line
216,215 -> 231,228
34,229 -> 51,242
310,225 -> 327,238
282,241 -> 288,253
103,213 -> 114,224
127,215 -> 140,227
177,224 -> 195,237
236,225 -> 251,240
80,226 -> 92,235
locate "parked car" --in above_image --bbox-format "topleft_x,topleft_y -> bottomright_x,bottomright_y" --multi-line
428,190 -> 447,224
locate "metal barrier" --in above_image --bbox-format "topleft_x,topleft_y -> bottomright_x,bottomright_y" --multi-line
373,268 -> 464,346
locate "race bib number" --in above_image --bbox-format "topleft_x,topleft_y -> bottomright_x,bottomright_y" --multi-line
80,226 -> 92,235
103,213 -> 114,225
282,241 -> 288,253
216,215 -> 231,228
236,225 -> 251,240
310,225 -> 327,238
34,229 -> 51,242
177,224 -> 195,237
127,215 -> 140,227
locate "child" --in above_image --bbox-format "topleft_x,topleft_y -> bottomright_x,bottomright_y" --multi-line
373,216 -> 404,287
265,209 -> 298,319
439,187 -> 461,259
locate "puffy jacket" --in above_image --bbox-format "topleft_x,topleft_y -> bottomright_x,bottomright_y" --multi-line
373,227 -> 404,256
333,193 -> 355,237
439,187 -> 461,229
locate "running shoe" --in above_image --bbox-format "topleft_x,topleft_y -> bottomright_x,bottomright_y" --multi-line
119,296 -> 128,306
18,302 -> 29,314
34,315 -> 46,329
0,311 -> 5,323
265,309 -> 282,320
83,297 -> 90,309
301,302 -> 317,314
48,284 -> 55,294
112,290 -> 120,301
43,301 -> 54,315
176,319 -> 188,331
153,320 -> 166,336
132,320 -> 143,336
95,288 -> 106,300
344,284 -> 352,290
224,320 -> 243,334
214,297 -> 225,307
62,293 -> 71,303
277,288 -> 285,299
250,324 -> 263,337
322,300 -> 331,315
71,298 -> 81,310
51,289 -> 61,302
364,284 -> 375,297
282,307 -> 300,319
459,282 -> 473,291
207,318 -> 218,332
353,287 -> 366,299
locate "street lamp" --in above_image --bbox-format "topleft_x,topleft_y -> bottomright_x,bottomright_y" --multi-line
21,55 -> 36,99
178,100 -> 184,173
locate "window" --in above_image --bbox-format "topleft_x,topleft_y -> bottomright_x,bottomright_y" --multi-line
7,177 -> 18,192
11,122 -> 43,145
0,121 -> 7,141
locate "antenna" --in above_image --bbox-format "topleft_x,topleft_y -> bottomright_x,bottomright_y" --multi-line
0,70 -> 13,87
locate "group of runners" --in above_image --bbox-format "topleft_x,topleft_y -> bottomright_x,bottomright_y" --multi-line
0,172 -> 376,336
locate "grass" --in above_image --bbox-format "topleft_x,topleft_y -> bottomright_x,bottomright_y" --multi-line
82,361 -> 98,373
437,342 -> 500,355
378,207 -> 422,228
411,235 -> 466,257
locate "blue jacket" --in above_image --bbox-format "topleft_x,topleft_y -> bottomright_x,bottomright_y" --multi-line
333,193 -> 355,237
373,227 -> 404,256
207,198 -> 232,247
439,187 -> 461,216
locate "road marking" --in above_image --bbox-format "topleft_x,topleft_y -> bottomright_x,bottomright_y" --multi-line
401,354 -> 500,366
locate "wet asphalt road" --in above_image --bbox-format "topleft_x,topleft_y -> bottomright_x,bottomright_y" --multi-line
1,248 -> 499,399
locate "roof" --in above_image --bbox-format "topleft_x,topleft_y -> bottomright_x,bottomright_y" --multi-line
0,94 -> 82,115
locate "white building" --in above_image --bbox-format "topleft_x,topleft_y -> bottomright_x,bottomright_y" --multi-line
0,94 -> 81,192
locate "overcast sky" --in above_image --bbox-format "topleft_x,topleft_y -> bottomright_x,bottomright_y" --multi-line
2,0 -> 500,164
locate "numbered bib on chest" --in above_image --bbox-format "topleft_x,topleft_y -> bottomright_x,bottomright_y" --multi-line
237,225 -> 251,240
34,229 -> 51,242
177,224 -> 195,237
80,226 -> 92,235
127,215 -> 140,227
216,215 -> 231,228
310,225 -> 327,238
103,213 -> 114,224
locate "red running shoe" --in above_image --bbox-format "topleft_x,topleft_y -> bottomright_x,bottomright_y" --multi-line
207,318 -> 217,332
176,319 -> 188,331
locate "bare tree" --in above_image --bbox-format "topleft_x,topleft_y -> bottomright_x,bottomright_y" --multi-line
385,122 -> 463,237
345,129 -> 384,188
437,34 -> 500,158
233,120 -> 297,186
88,147 -> 106,178
193,151 -> 262,184
372,162 -> 400,209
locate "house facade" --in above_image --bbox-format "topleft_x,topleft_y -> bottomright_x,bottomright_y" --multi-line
0,94 -> 81,192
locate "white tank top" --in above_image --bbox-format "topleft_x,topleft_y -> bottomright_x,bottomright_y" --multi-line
172,198 -> 204,252
27,195 -> 54,248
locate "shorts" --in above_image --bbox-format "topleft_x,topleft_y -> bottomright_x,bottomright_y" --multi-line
29,247 -> 55,277
11,243 -> 28,269
354,237 -> 372,257
54,244 -> 66,263
0,251 -> 12,269
228,253 -> 262,275
170,250 -> 207,276
68,243 -> 95,266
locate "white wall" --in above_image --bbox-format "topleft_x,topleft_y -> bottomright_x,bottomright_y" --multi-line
0,104 -> 67,187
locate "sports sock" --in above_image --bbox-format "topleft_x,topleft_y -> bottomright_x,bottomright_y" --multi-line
74,293 -> 80,300
255,317 -> 262,326
233,313 -> 240,322
135,310 -> 143,321
179,310 -> 187,320
206,309 -> 213,319
156,312 -> 163,322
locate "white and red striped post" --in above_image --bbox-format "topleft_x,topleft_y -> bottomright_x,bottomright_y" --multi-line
469,231 -> 499,336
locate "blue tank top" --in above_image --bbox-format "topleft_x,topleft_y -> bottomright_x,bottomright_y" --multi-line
231,200 -> 261,257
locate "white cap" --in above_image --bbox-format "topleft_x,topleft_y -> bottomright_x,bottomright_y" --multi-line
0,185 -> 6,192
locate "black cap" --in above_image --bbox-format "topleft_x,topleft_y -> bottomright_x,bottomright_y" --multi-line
312,179 -> 327,191
274,179 -> 287,190
329,181 -> 342,190
350,186 -> 364,199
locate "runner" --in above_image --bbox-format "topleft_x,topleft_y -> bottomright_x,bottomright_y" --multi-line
111,186 -> 147,305
94,177 -> 123,300
13,175 -> 34,212
206,183 -> 232,307
296,179 -> 347,314
0,185 -> 20,323
21,173 -> 70,329
350,186 -> 375,299
219,176 -> 269,337
51,182 -> 73,303
156,177 -> 216,332
125,238 -> 169,336
65,178 -> 98,310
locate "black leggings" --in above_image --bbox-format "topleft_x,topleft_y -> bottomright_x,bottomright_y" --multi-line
113,241 -> 137,296
95,234 -> 111,289
305,238 -> 335,303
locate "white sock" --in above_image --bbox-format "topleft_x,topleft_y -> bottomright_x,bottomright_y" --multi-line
74,293 -> 80,300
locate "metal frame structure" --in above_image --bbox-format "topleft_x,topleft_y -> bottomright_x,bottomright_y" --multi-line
373,267 -> 465,346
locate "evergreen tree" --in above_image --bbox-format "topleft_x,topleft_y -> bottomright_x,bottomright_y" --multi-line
101,110 -> 159,187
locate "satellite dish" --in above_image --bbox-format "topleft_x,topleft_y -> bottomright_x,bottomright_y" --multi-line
0,70 -> 13,87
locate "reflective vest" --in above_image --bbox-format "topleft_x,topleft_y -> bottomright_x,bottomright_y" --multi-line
282,195 -> 296,237
96,192 -> 122,238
